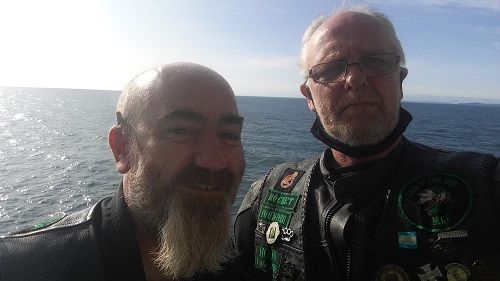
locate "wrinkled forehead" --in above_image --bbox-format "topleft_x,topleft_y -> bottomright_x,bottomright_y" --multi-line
308,12 -> 396,62
143,71 -> 238,122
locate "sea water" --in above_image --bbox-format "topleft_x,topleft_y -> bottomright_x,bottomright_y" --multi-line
0,88 -> 499,234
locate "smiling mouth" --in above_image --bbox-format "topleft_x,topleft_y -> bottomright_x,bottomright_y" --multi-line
185,182 -> 222,192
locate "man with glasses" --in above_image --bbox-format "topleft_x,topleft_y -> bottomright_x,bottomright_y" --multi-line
0,63 -> 253,281
235,7 -> 500,281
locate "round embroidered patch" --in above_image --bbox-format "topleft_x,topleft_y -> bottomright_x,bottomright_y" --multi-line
398,174 -> 472,232
376,264 -> 410,281
445,263 -> 471,281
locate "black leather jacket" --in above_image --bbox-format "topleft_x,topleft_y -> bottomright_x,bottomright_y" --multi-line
235,138 -> 500,281
0,185 -> 253,281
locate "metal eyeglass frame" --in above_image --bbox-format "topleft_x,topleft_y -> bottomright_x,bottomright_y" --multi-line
307,53 -> 401,84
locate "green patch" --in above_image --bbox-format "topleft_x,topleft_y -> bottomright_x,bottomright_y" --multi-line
258,206 -> 292,227
255,244 -> 281,280
398,174 -> 472,233
255,244 -> 269,271
34,216 -> 65,230
263,189 -> 300,211
271,249 -> 281,281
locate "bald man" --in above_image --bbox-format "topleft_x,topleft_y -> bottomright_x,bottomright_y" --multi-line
0,63 -> 253,281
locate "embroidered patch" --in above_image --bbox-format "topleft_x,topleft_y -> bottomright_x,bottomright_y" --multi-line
263,189 -> 300,211
437,229 -> 468,240
398,231 -> 417,249
258,205 -> 293,227
418,263 -> 443,281
254,244 -> 282,280
255,244 -> 268,271
259,189 -> 300,228
445,263 -> 470,281
271,249 -> 281,281
398,174 -> 472,232
376,264 -> 410,281
275,168 -> 304,192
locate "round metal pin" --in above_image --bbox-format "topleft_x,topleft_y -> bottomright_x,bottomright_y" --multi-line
266,221 -> 280,244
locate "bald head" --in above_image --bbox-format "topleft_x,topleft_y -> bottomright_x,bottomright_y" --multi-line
299,7 -> 405,79
116,62 -> 236,136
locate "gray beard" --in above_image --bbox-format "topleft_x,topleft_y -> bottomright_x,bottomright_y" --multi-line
320,104 -> 400,147
126,152 -> 237,279
155,196 -> 237,279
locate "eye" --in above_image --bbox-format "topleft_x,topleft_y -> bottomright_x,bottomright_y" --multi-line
362,56 -> 385,64
161,127 -> 198,142
169,128 -> 192,135
219,131 -> 242,146
312,62 -> 346,83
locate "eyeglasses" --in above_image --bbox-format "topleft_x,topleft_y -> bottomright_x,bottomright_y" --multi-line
308,53 -> 400,84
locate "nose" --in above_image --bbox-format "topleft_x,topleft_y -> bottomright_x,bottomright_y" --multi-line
194,134 -> 228,172
344,63 -> 367,91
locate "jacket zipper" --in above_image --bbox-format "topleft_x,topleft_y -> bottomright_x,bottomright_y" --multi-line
345,249 -> 352,281
324,202 -> 344,280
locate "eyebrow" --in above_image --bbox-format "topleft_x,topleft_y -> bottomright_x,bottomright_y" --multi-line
158,109 -> 244,125
219,114 -> 244,126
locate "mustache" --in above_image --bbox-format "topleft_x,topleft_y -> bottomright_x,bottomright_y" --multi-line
173,165 -> 237,190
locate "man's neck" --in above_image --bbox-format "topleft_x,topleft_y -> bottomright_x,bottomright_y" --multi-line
332,137 -> 401,167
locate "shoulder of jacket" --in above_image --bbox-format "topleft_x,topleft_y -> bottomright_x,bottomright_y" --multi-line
404,138 -> 498,180
237,155 -> 319,215
2,198 -> 106,238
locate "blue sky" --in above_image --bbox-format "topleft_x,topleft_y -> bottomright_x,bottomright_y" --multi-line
0,0 -> 499,102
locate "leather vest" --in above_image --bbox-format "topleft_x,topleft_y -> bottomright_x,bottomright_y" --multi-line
237,140 -> 500,281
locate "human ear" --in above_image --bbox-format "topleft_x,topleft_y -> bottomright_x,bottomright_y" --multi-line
399,67 -> 408,99
108,126 -> 131,174
300,83 -> 316,112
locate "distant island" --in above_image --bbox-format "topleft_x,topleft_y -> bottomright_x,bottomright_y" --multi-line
1,87 -> 500,106
403,94 -> 500,105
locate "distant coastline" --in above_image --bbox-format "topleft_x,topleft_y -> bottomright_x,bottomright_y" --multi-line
2,86 -> 499,105
402,94 -> 500,105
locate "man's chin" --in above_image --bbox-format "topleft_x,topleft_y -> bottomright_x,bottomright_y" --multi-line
329,125 -> 392,147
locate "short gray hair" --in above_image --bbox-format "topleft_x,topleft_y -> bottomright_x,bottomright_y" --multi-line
116,68 -> 161,138
299,6 -> 406,80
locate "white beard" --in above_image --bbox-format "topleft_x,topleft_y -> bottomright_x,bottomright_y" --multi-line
125,149 -> 238,279
154,194 -> 237,279
318,102 -> 400,146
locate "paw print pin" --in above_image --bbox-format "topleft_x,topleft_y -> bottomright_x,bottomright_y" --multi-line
281,227 -> 294,242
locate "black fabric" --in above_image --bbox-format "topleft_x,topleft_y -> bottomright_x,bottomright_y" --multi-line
99,186 -> 147,281
310,108 -> 412,158
307,142 -> 403,280
234,139 -> 500,281
0,183 -> 254,281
